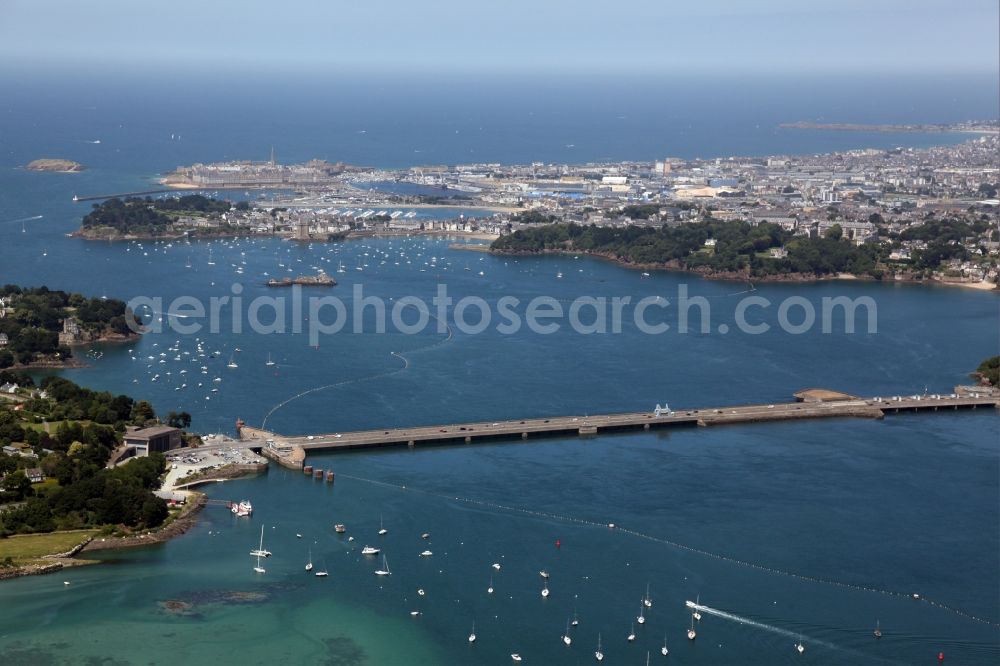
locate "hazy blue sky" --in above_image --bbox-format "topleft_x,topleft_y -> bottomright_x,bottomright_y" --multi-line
1,0 -> 997,75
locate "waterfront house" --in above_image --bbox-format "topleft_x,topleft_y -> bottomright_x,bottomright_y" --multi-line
0,332 -> 8,346
24,468 -> 44,483
0,382 -> 18,394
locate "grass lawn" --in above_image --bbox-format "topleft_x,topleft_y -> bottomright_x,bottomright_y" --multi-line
0,530 -> 98,565
23,419 -> 93,433
31,478 -> 60,492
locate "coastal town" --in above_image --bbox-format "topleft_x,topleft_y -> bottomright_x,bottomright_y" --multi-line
136,127 -> 1000,286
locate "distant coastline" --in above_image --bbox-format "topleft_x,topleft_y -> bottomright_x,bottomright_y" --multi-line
489,247 -> 999,291
780,120 -> 999,134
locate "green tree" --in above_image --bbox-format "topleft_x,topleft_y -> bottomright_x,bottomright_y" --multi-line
3,470 -> 32,501
824,224 -> 843,241
166,411 -> 191,429
130,401 -> 156,426
975,356 -> 999,386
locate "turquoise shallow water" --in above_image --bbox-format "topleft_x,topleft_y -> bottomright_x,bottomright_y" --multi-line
0,414 -> 997,665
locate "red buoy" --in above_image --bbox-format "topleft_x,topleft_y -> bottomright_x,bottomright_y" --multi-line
938,652 -> 944,662
555,539 -> 561,548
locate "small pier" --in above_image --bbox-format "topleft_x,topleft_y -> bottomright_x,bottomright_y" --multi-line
238,388 -> 998,457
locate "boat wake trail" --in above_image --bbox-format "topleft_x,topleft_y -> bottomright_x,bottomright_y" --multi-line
261,315 -> 453,429
334,471 -> 1000,630
3,214 -> 44,225
686,600 -> 830,647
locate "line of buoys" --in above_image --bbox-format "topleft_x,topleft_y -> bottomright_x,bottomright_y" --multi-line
261,315 -> 453,428
335,471 -> 1000,629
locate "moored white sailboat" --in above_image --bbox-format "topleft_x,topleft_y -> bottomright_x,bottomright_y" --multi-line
250,525 -> 271,557
252,525 -> 266,574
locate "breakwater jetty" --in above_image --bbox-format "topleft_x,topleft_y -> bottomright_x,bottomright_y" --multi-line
72,189 -> 184,202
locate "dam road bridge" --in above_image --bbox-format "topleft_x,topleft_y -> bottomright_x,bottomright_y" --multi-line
220,387 -> 999,470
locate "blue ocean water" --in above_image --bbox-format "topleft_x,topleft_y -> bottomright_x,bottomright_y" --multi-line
0,73 -> 997,665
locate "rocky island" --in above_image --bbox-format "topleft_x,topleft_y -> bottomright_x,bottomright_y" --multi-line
25,159 -> 85,173
266,273 -> 336,287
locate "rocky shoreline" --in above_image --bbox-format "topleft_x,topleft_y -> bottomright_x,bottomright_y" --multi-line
0,496 -> 208,581
7,331 -> 139,371
81,494 -> 207,553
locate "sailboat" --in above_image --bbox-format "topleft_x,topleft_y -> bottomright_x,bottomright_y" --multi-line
252,526 -> 266,574
562,619 -> 572,646
337,261 -> 346,274
207,249 -> 215,266
637,601 -> 646,624
644,583 -> 653,608
687,614 -> 697,641
661,634 -> 669,656
874,620 -> 882,639
374,554 -> 391,576
315,558 -> 328,577
250,525 -> 271,557
627,622 -> 636,642
795,637 -> 805,654
468,621 -> 476,643
378,515 -> 387,535
595,633 -> 604,661
305,548 -> 313,572
487,576 -> 494,594
541,580 -> 550,598
693,594 -> 702,621
227,354 -> 238,369
266,353 -> 275,367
